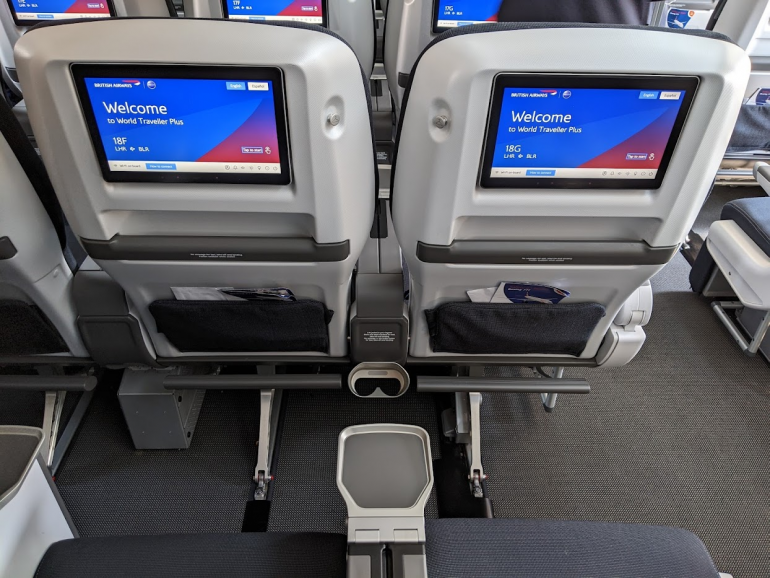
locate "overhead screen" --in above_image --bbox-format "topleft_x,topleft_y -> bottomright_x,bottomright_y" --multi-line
72,65 -> 291,185
221,0 -> 327,26
480,75 -> 698,190
433,0 -> 502,32
6,0 -> 114,26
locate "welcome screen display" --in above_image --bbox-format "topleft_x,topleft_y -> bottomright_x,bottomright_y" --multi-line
487,86 -> 688,183
434,0 -> 502,30
79,72 -> 289,183
223,0 -> 324,24
9,0 -> 111,23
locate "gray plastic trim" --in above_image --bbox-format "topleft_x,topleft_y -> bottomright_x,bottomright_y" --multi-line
163,373 -> 342,390
0,375 -> 97,392
81,236 -> 351,263
0,426 -> 44,510
37,453 -> 78,536
416,241 -> 679,265
0,236 -> 17,259
416,376 -> 591,394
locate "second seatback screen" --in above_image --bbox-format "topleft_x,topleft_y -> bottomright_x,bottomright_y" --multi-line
221,0 -> 327,26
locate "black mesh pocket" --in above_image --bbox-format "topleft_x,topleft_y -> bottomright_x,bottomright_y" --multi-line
149,299 -> 334,353
425,302 -> 606,356
0,300 -> 68,355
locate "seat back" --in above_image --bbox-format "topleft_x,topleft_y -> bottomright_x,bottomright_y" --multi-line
384,0 -> 652,114
15,18 -> 375,361
0,0 -> 176,97
391,24 -> 749,364
0,97 -> 86,359
183,0 -> 375,76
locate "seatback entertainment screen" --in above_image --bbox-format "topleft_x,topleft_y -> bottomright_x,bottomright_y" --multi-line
7,0 -> 114,26
479,75 -> 698,190
433,0 -> 502,32
221,0 -> 327,26
72,65 -> 291,185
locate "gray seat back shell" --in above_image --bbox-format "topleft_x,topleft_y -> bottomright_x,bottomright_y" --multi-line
0,0 -> 174,97
0,103 -> 87,358
391,24 -> 749,360
385,0 -> 652,115
183,0 -> 376,76
15,19 -> 376,360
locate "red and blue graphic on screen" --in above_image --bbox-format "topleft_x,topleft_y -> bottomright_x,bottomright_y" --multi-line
491,88 -> 685,173
224,0 -> 323,19
85,77 -> 282,170
11,0 -> 110,18
436,0 -> 502,27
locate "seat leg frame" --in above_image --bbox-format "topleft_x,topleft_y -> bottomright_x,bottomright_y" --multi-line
253,366 -> 283,500
712,301 -> 770,356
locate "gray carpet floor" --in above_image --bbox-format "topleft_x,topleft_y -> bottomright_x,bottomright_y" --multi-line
55,382 -> 260,536
48,186 -> 769,576
267,388 -> 441,533
481,253 -> 770,578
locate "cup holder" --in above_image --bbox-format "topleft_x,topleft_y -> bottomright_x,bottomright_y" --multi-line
349,363 -> 410,398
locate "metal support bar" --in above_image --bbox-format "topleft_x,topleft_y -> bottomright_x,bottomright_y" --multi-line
41,391 -> 66,468
164,374 -> 342,390
253,368 -> 283,500
408,356 -> 598,367
0,375 -> 97,391
712,302 -> 770,356
417,376 -> 590,394
540,367 -> 565,413
51,388 -> 95,476
467,392 -> 485,498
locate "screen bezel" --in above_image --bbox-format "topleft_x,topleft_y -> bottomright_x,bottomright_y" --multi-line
221,0 -> 329,28
432,0 -> 497,34
5,0 -> 116,27
479,74 -> 699,190
71,64 -> 293,185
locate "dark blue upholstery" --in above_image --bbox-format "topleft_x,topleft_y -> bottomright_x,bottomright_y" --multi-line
498,0 -> 651,26
426,519 -> 721,578
35,533 -> 348,578
722,197 -> 770,256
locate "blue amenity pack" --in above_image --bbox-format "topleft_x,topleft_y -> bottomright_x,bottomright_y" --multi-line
467,282 -> 570,304
499,283 -> 570,304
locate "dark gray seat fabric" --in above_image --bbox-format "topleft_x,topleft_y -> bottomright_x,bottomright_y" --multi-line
498,0 -> 651,26
425,519 -> 721,578
722,197 -> 770,257
35,533 -> 347,578
727,105 -> 770,153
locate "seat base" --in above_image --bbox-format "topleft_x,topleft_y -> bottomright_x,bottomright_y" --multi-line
36,533 -> 348,578
425,518 -> 722,578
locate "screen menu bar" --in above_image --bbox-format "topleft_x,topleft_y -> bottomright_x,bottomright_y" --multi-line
228,14 -> 323,23
109,161 -> 283,174
436,20 -> 484,28
490,168 -> 658,179
15,12 -> 110,20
